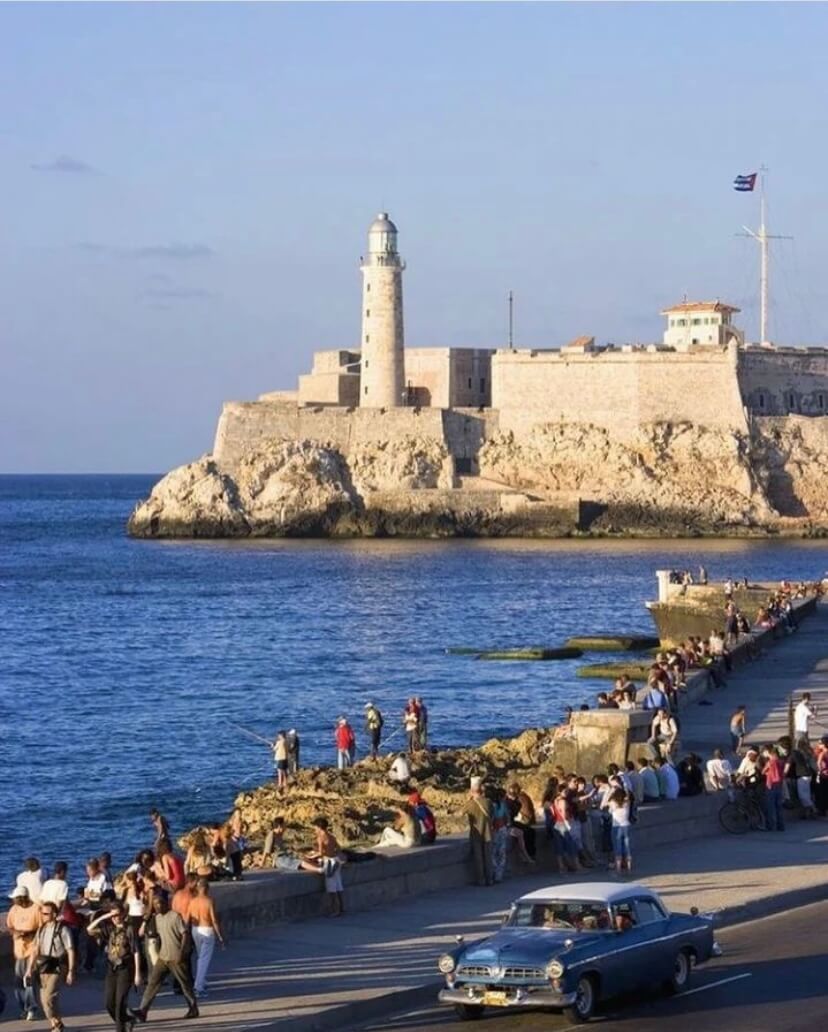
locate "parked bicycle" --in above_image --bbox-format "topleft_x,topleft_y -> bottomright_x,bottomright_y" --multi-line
718,786 -> 767,834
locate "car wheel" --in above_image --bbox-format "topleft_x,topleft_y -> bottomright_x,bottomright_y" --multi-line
453,1004 -> 484,1021
564,974 -> 597,1023
666,949 -> 692,994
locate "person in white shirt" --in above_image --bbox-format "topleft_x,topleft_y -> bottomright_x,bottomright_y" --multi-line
14,857 -> 44,903
736,748 -> 762,786
388,753 -> 411,783
83,857 -> 111,901
794,693 -> 817,748
705,749 -> 734,791
40,861 -> 70,907
654,757 -> 680,800
648,708 -> 678,760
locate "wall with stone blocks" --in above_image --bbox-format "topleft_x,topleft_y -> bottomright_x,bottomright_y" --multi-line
492,349 -> 748,436
212,402 -> 500,468
739,349 -> 828,416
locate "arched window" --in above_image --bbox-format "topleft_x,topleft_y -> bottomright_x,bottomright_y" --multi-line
757,393 -> 765,411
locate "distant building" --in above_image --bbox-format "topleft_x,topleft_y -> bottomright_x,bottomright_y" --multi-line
661,301 -> 744,351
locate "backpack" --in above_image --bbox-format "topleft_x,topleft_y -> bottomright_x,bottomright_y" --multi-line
415,803 -> 437,843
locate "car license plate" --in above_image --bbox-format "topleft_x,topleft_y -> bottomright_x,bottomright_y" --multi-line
483,991 -> 509,1006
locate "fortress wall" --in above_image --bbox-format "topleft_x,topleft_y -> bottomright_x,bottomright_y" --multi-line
403,348 -> 452,407
492,350 -> 748,436
213,402 -> 468,468
738,349 -> 828,416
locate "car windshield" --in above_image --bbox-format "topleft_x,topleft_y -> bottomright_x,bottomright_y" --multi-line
506,901 -> 613,931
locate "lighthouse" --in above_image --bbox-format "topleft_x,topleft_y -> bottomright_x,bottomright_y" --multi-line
359,212 -> 405,407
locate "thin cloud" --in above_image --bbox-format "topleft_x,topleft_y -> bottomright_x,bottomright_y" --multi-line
76,242 -> 214,260
31,155 -> 98,174
141,286 -> 215,301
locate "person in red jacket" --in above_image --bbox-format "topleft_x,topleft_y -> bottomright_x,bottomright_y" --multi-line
335,718 -> 355,769
763,745 -> 786,831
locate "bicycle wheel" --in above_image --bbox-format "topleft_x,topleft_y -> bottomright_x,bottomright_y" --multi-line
745,799 -> 767,831
719,801 -> 751,834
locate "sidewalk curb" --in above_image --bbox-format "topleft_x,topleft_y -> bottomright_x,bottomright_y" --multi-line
283,880 -> 828,1031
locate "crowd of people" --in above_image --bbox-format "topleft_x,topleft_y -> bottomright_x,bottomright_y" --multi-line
6,810 -> 226,1031
5,575 -> 824,1028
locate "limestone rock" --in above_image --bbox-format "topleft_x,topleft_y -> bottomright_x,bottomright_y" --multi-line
479,422 -> 776,530
127,457 -> 249,537
348,435 -> 454,492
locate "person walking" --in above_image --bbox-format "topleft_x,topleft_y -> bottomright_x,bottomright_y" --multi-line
130,891 -> 198,1022
467,777 -> 493,886
730,705 -> 747,755
26,900 -> 75,1032
335,717 -> 355,769
364,702 -> 384,760
794,693 -> 817,750
88,901 -> 142,1032
7,885 -> 41,1022
763,745 -> 786,831
188,879 -> 225,998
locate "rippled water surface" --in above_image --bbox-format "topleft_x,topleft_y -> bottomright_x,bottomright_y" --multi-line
2,474 -> 826,886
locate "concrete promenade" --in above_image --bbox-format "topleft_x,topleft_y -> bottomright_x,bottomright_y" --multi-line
4,604 -> 827,1032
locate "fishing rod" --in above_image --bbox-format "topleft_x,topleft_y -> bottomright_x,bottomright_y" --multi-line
232,723 -> 274,748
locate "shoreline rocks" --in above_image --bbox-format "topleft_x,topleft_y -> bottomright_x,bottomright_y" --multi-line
128,419 -> 828,539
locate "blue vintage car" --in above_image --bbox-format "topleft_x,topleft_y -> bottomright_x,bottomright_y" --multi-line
437,882 -> 719,1023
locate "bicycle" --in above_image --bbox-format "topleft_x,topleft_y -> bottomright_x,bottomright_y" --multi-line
718,787 -> 767,834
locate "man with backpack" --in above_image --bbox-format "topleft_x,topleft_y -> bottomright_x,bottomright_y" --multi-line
364,703 -> 384,760
408,791 -> 437,844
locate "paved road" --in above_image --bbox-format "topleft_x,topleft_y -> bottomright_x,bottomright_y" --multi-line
360,899 -> 828,1032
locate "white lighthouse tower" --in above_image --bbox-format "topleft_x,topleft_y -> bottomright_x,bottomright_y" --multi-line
359,212 -> 405,407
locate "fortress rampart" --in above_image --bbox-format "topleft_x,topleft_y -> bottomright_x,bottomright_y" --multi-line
213,401 -> 500,470
491,347 -> 748,436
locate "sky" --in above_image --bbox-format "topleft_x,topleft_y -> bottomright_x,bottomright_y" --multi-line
3,2 -> 828,473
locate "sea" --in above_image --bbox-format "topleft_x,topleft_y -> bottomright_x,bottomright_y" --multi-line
1,473 -> 826,889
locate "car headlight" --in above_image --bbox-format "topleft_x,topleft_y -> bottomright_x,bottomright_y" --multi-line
438,953 -> 457,974
546,959 -> 565,979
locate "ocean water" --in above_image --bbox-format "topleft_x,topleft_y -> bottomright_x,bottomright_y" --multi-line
1,473 -> 826,888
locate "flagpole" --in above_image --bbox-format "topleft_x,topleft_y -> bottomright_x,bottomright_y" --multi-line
759,165 -> 768,345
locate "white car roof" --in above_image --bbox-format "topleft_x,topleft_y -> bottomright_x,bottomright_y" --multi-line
518,882 -> 657,905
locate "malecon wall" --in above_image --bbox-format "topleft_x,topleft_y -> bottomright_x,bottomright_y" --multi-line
492,346 -> 748,436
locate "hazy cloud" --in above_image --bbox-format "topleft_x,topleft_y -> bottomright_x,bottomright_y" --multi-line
77,242 -> 214,260
141,286 -> 215,301
31,155 -> 98,174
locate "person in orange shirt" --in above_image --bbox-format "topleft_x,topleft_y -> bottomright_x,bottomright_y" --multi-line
7,885 -> 41,1021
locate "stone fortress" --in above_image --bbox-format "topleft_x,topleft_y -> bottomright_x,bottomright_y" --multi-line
131,213 -> 828,538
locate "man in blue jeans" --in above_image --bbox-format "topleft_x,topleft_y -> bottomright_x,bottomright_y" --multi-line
763,745 -> 786,831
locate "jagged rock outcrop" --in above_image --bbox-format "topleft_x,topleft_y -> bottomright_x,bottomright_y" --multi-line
752,416 -> 828,520
479,422 -> 776,532
129,419 -> 828,539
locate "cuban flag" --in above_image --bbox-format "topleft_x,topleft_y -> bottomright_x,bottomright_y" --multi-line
734,173 -> 757,192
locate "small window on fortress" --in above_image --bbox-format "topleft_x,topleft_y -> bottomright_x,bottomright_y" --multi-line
365,309 -> 370,317
366,283 -> 371,292
480,377 -> 486,392
364,386 -> 368,396
364,359 -> 369,368
692,318 -> 701,326
758,393 -> 765,411
365,334 -> 370,344
818,393 -> 825,410
788,393 -> 796,411
468,377 -> 472,389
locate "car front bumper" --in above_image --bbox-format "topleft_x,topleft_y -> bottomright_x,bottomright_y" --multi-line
438,985 -> 577,1009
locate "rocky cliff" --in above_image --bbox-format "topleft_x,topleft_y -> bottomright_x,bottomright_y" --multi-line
128,418 -> 828,538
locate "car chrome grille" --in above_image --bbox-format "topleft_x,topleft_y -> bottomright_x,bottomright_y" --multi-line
456,964 -> 546,982
503,966 -> 546,980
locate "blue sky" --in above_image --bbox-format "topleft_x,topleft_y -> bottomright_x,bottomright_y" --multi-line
3,2 -> 828,472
